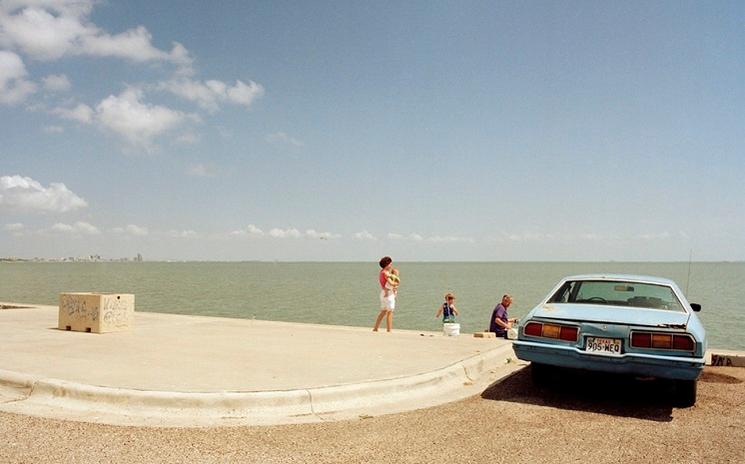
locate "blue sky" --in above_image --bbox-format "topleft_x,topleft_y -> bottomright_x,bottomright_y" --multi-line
1,0 -> 743,261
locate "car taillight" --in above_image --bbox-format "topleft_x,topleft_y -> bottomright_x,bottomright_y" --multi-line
652,333 -> 672,349
523,321 -> 578,342
542,324 -> 561,338
631,331 -> 695,352
524,322 -> 542,337
559,326 -> 578,342
672,335 -> 695,351
631,332 -> 651,348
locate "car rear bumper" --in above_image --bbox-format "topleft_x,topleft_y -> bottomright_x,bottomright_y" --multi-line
513,340 -> 705,380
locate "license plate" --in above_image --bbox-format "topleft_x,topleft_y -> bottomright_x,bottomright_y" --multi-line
585,337 -> 622,356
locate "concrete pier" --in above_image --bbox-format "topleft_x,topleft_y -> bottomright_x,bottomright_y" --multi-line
0,303 -> 521,427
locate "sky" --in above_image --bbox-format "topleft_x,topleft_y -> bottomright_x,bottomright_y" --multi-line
1,0 -> 744,261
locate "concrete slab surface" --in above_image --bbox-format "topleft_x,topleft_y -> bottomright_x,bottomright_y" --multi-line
0,303 -> 519,427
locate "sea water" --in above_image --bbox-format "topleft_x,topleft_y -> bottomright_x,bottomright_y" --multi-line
1,261 -> 743,350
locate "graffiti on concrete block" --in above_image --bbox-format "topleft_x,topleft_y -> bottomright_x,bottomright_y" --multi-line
102,297 -> 129,327
60,295 -> 98,321
711,354 -> 734,367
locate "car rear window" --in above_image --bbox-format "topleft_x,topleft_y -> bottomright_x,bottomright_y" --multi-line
548,280 -> 685,312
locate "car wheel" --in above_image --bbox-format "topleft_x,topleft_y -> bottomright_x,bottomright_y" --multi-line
531,362 -> 551,386
674,379 -> 697,407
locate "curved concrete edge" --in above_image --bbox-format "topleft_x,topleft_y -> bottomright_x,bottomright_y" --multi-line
0,344 -> 521,427
0,368 -> 40,389
0,369 -> 37,403
307,344 -> 513,416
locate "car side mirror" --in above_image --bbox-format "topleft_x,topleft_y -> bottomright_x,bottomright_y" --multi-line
690,303 -> 701,312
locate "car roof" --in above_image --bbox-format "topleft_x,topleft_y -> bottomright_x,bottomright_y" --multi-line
561,274 -> 677,286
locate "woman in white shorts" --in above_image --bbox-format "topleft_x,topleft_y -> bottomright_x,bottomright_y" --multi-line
373,256 -> 396,332
380,288 -> 396,311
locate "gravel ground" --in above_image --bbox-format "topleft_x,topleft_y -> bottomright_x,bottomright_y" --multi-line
1,366 -> 743,464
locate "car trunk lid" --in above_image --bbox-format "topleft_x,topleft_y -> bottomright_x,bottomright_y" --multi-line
533,303 -> 690,328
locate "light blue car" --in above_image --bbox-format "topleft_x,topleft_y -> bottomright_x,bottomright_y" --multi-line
513,274 -> 706,407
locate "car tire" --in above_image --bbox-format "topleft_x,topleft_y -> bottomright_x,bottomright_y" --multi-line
531,362 -> 550,386
674,379 -> 697,407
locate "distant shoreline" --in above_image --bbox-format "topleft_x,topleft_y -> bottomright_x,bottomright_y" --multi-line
3,259 -> 744,264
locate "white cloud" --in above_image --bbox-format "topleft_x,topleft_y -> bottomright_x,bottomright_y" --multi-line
4,222 -> 25,236
48,91 -> 197,147
387,232 -> 424,241
230,225 -> 339,240
353,230 -> 377,241
42,73 -> 70,92
95,88 -> 196,146
125,224 -> 148,236
269,227 -> 302,239
75,221 -> 99,235
0,1 -> 193,68
51,102 -> 93,123
159,78 -> 264,112
1,0 -> 94,18
51,222 -> 73,232
266,131 -> 303,147
506,232 -> 556,242
246,224 -> 264,235
159,79 -> 218,112
112,224 -> 149,236
225,79 -> 264,106
186,163 -> 216,177
231,224 -> 264,237
305,229 -> 341,240
51,221 -> 100,235
0,50 -> 36,104
0,5 -> 91,60
169,229 -> 196,238
167,42 -> 193,76
81,26 -> 189,64
385,232 -> 473,243
126,224 -> 148,236
3,222 -> 24,232
0,175 -> 87,213
427,235 -> 475,244
3,222 -> 26,236
490,231 -> 620,243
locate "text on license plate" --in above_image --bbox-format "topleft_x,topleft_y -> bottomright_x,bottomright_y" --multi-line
585,337 -> 622,356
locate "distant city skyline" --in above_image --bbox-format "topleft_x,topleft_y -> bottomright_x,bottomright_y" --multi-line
1,253 -> 143,262
2,1 -> 744,261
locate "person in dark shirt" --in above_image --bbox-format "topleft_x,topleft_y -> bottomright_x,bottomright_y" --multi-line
436,292 -> 460,323
489,294 -> 517,337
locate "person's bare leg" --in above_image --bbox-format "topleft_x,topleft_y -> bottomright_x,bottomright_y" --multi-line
386,310 -> 393,332
373,309 -> 386,331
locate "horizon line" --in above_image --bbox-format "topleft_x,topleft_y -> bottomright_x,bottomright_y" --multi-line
3,259 -> 743,264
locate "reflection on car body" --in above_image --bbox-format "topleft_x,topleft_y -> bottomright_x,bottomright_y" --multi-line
513,274 -> 706,407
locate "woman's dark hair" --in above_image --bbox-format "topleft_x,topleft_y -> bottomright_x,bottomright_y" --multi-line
379,256 -> 392,269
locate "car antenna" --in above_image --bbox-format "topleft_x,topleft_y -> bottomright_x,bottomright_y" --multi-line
685,249 -> 693,296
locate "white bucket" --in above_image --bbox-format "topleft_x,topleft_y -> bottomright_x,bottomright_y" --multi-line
443,322 -> 460,337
